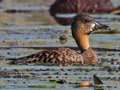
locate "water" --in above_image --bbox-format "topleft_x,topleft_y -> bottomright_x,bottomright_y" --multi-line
0,0 -> 120,90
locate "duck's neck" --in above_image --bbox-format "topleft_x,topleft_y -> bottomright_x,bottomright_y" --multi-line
74,34 -> 90,53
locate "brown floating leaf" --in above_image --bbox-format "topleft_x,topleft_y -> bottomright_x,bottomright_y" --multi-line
79,82 -> 90,86
93,74 -> 103,85
110,10 -> 120,15
59,35 -> 67,44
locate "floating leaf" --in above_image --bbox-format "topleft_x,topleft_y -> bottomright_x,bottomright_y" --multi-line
93,74 -> 103,85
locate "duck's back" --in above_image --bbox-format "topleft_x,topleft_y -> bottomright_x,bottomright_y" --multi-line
11,48 -> 83,66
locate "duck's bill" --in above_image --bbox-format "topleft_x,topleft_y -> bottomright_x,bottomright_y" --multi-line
93,21 -> 111,30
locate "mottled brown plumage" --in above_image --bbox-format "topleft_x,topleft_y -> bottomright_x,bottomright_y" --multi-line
14,48 -> 83,66
10,13 -> 111,66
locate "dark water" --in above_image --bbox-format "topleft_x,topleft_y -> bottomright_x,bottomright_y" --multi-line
0,0 -> 120,90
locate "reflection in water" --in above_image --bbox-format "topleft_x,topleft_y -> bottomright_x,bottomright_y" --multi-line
49,0 -> 116,25
50,17 -> 73,26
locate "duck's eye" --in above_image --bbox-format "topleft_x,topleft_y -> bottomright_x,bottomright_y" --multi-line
85,19 -> 90,22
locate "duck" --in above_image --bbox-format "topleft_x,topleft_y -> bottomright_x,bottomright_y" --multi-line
10,13 -> 111,66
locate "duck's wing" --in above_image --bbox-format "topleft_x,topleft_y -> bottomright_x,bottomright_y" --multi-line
10,48 -> 83,66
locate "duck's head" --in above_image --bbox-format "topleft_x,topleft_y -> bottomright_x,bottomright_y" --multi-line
71,13 -> 111,53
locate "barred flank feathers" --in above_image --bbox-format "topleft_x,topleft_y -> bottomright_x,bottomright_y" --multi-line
10,47 -> 97,66
10,48 -> 81,65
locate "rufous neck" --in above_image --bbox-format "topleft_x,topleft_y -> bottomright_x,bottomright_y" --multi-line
74,34 -> 90,53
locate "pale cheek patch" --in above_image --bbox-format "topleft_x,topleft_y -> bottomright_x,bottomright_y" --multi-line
90,23 -> 95,31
